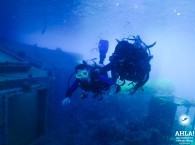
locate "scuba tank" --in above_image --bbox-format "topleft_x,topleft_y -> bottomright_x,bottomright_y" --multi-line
98,39 -> 109,64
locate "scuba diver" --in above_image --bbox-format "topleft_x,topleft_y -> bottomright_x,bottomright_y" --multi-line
62,39 -> 113,105
62,61 -> 120,105
102,35 -> 156,94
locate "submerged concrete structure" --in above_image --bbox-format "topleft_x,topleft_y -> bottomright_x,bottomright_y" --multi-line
0,38 -> 80,145
0,46 -> 51,145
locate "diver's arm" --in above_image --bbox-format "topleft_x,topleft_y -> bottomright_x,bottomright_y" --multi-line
101,63 -> 118,82
62,80 -> 79,105
100,63 -> 112,73
98,75 -> 115,85
99,75 -> 121,93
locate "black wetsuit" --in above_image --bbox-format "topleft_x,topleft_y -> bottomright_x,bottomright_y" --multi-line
66,74 -> 114,98
102,40 -> 151,90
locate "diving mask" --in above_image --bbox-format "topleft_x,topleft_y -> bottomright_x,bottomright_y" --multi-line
76,70 -> 89,79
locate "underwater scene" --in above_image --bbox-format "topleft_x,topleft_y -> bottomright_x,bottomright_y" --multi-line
0,0 -> 195,145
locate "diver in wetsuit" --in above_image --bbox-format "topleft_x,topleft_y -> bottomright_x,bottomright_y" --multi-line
62,63 -> 120,105
102,36 -> 155,94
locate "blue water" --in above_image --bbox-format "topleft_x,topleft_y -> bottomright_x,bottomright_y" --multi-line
0,0 -> 195,145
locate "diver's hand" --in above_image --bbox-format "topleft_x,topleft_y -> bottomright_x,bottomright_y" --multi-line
62,97 -> 71,105
109,84 -> 120,95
